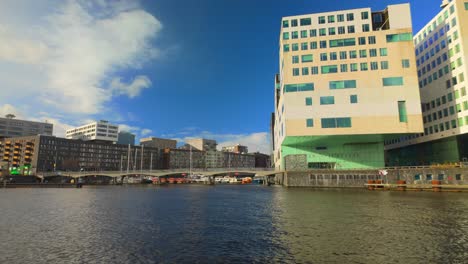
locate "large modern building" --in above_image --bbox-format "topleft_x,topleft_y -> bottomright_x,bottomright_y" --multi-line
184,138 -> 217,151
0,114 -> 53,139
273,3 -> 423,170
0,135 -> 161,174
66,120 -> 118,142
386,0 -> 468,165
140,137 -> 177,149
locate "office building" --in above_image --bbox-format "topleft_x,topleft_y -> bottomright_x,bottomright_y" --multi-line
221,144 -> 248,154
140,137 -> 177,149
273,3 -> 423,170
185,138 -> 217,151
386,0 -> 468,165
117,131 -> 135,146
66,120 -> 118,142
0,114 -> 53,139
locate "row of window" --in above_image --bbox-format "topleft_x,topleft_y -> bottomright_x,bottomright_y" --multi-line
414,4 -> 455,45
282,11 -> 369,28
291,48 -> 391,64
304,95 -> 358,106
419,58 -> 464,89
422,91 -> 455,113
283,24 -> 371,39
423,106 -> 457,124
291,61 -> 390,76
305,117 -> 352,128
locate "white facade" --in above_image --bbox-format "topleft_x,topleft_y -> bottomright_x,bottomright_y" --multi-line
385,0 -> 468,150
66,120 -> 118,142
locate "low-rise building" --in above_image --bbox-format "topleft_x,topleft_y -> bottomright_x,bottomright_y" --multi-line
185,138 -> 217,151
221,144 -> 248,154
162,148 -> 205,169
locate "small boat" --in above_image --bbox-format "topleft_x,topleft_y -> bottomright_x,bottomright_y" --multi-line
241,177 -> 252,184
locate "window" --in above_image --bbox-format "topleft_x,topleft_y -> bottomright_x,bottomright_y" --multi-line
283,32 -> 289,40
329,80 -> 356,89
347,13 -> 354,21
337,14 -> 344,22
302,54 -> 313,63
306,119 -> 314,127
465,2 -> 468,10
320,53 -> 328,61
293,68 -> 299,76
338,26 -> 345,34
319,28 -> 326,36
301,30 -> 308,38
282,20 -> 289,28
321,65 -> 338,74
371,62 -> 378,70
340,64 -> 348,72
328,27 -> 336,35
398,101 -> 408,122
386,33 -> 413,42
361,11 -> 369,20
292,43 -> 298,51
320,40 -> 327,49
369,49 -> 377,57
381,61 -> 389,69
310,29 -> 317,37
383,77 -> 404,86
347,25 -> 355,33
284,83 -> 314,93
350,95 -> 358,104
360,63 -> 368,71
291,19 -> 298,27
349,50 -> 357,59
283,44 -> 290,52
350,63 -> 358,72
302,67 -> 309,75
292,31 -> 298,39
292,56 -> 299,64
330,52 -> 337,61
358,37 -> 366,45
362,24 -> 370,32
300,18 -> 311,26
329,38 -> 356,47
368,36 -> 376,44
310,41 -> 317,49
319,16 -> 326,24
301,42 -> 308,50
321,118 -> 352,128
311,66 -> 319,75
402,59 -> 410,68
328,15 -> 335,23
320,96 -> 335,105
339,51 -> 347,60
380,48 -> 388,56
305,97 -> 312,106
359,50 -> 367,58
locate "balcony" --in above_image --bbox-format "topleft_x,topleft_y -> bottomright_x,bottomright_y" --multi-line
13,156 -> 20,161
13,151 -> 20,155
4,151 -> 10,155
3,156 -> 9,161
25,150 -> 32,155
5,141 -> 11,145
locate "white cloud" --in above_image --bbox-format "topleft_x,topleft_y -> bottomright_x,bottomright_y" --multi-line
0,0 -> 164,139
141,129 -> 152,136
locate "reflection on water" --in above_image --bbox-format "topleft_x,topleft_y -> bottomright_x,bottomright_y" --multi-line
0,186 -> 467,263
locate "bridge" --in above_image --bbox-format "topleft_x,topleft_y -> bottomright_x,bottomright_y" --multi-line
36,168 -> 283,179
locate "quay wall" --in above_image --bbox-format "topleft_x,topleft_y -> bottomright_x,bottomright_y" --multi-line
277,168 -> 468,187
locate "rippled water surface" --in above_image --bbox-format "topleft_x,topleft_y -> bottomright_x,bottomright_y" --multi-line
1,185 -> 468,263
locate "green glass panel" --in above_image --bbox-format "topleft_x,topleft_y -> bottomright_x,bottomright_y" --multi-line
398,101 -> 408,122
336,118 -> 352,128
301,54 -> 313,63
300,18 -> 311,26
320,96 -> 335,105
383,77 -> 404,86
321,118 -> 336,128
321,65 -> 338,74
329,80 -> 356,89
306,119 -> 314,127
350,95 -> 358,104
329,38 -> 356,48
305,97 -> 312,106
386,33 -> 413,42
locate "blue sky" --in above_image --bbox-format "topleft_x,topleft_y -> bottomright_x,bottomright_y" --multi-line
0,0 -> 443,153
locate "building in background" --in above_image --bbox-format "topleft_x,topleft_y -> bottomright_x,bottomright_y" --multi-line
221,144 -> 248,154
0,135 -> 161,174
273,3 -> 423,170
66,120 -> 118,142
184,138 -> 217,151
117,131 -> 135,146
162,148 -> 205,169
386,0 -> 468,165
140,137 -> 177,149
0,114 -> 53,139
253,152 -> 271,168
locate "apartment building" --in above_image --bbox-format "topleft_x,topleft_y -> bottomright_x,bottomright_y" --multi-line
386,0 -> 468,165
66,120 -> 118,142
0,115 -> 53,139
273,3 -> 423,170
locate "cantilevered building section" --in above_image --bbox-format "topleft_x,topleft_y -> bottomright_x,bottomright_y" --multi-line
386,0 -> 468,165
273,3 -> 423,170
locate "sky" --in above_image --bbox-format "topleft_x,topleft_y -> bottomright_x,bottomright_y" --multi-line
0,0 -> 443,153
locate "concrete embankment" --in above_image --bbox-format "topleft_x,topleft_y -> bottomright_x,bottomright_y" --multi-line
276,167 -> 468,191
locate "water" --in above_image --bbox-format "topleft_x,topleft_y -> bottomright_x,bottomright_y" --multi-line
1,185 -> 467,263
